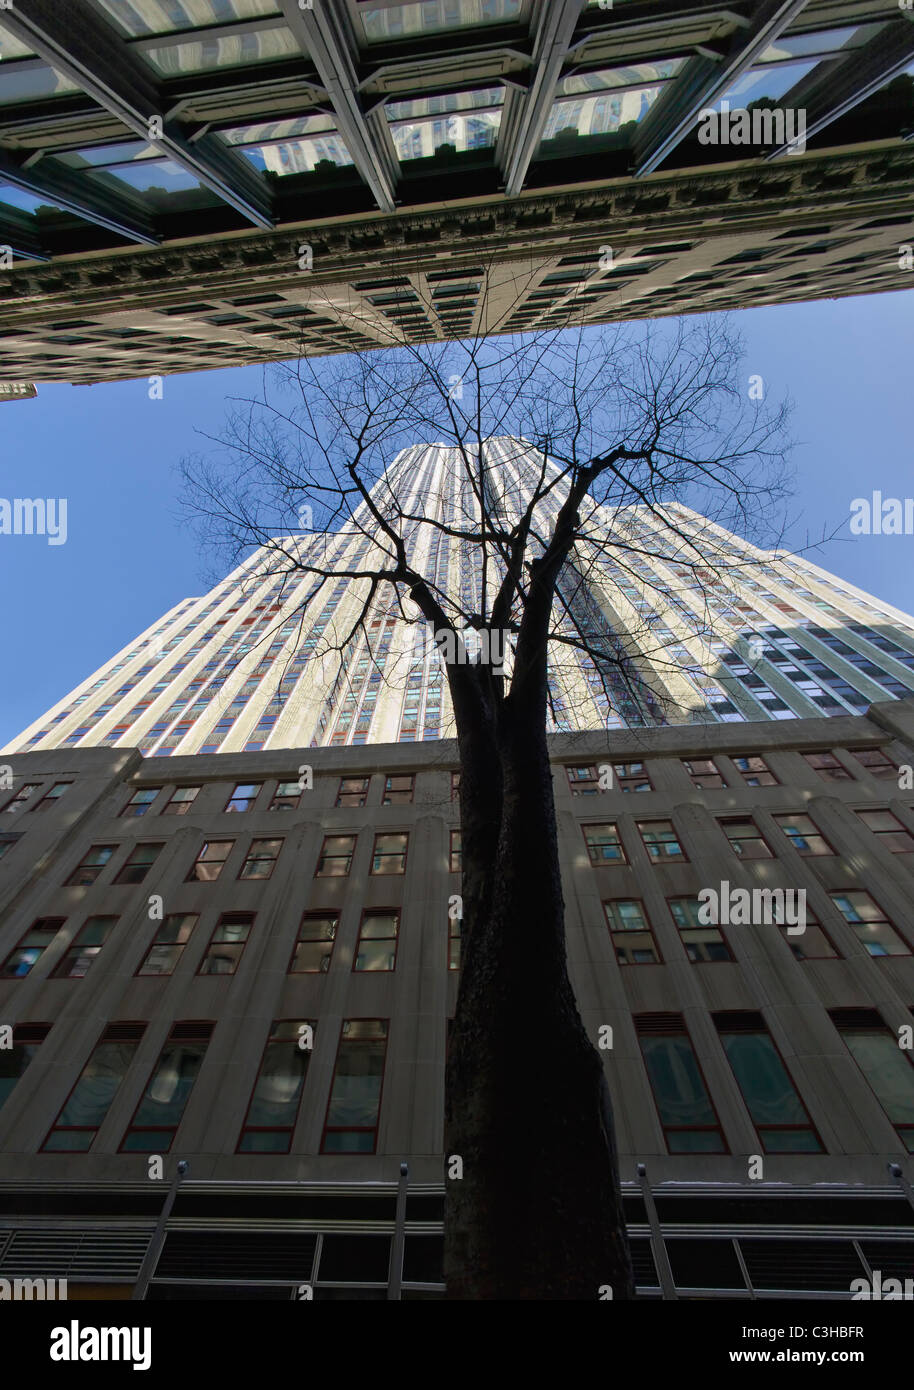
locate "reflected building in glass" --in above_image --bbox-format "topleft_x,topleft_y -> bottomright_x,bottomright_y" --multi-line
0,0 -> 912,383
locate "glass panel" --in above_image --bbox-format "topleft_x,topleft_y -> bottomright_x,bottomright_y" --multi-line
131,1043 -> 206,1126
140,26 -> 300,76
614,931 -> 657,966
0,64 -> 81,105
844,1033 -> 914,1125
57,142 -> 158,168
239,134 -> 354,174
389,111 -> 501,162
359,0 -> 524,43
56,1042 -> 136,1128
721,1033 -> 809,1126
757,24 -> 878,63
639,1036 -> 717,1126
121,1129 -> 174,1151
246,1030 -> 309,1127
223,115 -> 337,144
96,0 -> 282,37
80,160 -> 226,213
715,60 -> 817,110
668,1130 -> 726,1153
0,22 -> 34,60
325,1040 -> 385,1127
355,939 -> 397,971
541,83 -> 665,145
0,1043 -> 39,1112
562,59 -> 684,95
0,184 -> 64,216
386,88 -> 504,120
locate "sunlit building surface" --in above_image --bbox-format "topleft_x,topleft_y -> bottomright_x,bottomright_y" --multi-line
6,438 -> 914,759
0,0 -> 913,383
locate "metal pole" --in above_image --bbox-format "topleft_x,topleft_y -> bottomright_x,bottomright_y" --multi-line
637,1162 -> 678,1300
888,1161 -> 914,1219
132,1159 -> 188,1301
388,1161 -> 409,1301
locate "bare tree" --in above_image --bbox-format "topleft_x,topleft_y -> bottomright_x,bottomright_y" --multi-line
180,316 -> 792,1300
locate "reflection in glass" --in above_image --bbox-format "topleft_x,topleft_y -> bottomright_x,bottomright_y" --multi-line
714,60 -> 817,111
140,26 -> 300,76
360,0 -> 523,43
240,135 -> 355,175
541,84 -> 664,143
386,88 -> 504,120
0,63 -> 81,105
96,0 -> 282,38
0,184 -> 64,216
561,60 -> 684,96
389,111 -> 501,162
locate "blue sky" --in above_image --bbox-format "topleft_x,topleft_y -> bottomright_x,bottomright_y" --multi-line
1,287 -> 912,747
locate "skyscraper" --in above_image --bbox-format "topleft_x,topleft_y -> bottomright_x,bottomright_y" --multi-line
6,437 -> 914,758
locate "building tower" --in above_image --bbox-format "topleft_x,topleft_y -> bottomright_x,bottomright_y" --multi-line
6,437 -> 914,758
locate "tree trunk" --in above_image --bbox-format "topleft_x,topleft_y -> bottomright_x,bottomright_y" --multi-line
444,693 -> 635,1300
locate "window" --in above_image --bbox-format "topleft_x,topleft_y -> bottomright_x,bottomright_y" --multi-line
33,782 -> 72,811
449,829 -> 462,873
719,817 -> 772,860
120,788 -> 160,817
683,758 -> 725,789
67,844 -> 116,886
856,809 -> 914,853
371,832 -> 408,874
238,838 -> 283,880
636,1015 -> 726,1153
269,780 -> 302,811
315,834 -> 356,877
120,1022 -> 213,1153
2,783 -> 40,813
582,823 -> 626,865
831,892 -> 909,956
289,913 -> 338,973
136,913 -> 198,976
614,761 -> 652,793
382,774 -> 414,805
449,911 -> 461,971
237,1020 -> 315,1153
354,910 -> 399,971
50,915 -> 117,978
451,771 -> 461,801
321,1020 -> 388,1154
779,907 -> 838,961
336,776 -> 369,807
186,840 -> 234,882
198,913 -> 254,975
714,1013 -> 822,1153
162,785 -> 200,814
0,834 -> 21,861
604,899 -> 661,965
732,754 -> 777,787
832,1012 -> 914,1151
803,751 -> 851,781
774,813 -> 833,856
852,748 -> 898,779
566,765 -> 601,794
638,820 -> 686,861
114,843 -> 163,884
0,1023 -> 51,1116
225,782 -> 261,812
669,898 -> 733,963
1,918 -> 65,977
43,1022 -> 146,1151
